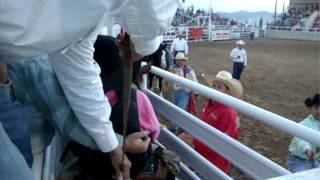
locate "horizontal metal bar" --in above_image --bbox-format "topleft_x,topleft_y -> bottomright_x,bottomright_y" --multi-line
149,66 -> 320,147
158,126 -> 231,180
145,89 -> 291,179
268,168 -> 320,180
179,161 -> 202,180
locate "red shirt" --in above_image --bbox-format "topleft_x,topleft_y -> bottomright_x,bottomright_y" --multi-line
193,100 -> 240,173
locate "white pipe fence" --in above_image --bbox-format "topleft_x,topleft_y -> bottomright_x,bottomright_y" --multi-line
149,66 -> 320,147
142,65 -> 320,179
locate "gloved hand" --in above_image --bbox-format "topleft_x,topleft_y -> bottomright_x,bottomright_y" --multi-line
125,131 -> 151,154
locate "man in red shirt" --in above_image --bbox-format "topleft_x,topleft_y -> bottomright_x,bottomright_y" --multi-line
193,71 -> 243,173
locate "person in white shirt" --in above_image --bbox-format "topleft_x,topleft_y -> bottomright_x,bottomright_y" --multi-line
170,33 -> 189,57
112,22 -> 122,38
230,40 -> 248,80
0,0 -> 179,179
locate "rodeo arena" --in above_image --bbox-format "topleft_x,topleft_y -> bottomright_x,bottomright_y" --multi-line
0,0 -> 320,180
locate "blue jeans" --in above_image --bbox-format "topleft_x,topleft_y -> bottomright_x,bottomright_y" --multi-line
0,90 -> 34,180
0,87 -> 33,167
171,89 -> 190,133
172,89 -> 190,111
287,153 -> 320,173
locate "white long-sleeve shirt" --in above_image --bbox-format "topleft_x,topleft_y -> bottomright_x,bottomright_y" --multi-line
173,66 -> 198,91
230,47 -> 248,66
0,0 -> 179,152
170,38 -> 189,55
112,23 -> 121,38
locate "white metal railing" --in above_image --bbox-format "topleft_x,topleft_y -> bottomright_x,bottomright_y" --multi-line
142,65 -> 320,179
267,26 -> 320,32
162,27 -> 264,44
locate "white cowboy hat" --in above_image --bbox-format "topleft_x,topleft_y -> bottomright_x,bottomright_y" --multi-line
175,52 -> 189,61
204,71 -> 243,98
236,40 -> 246,45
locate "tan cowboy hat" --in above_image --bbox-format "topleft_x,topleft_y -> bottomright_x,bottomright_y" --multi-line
175,52 -> 189,61
236,40 -> 246,45
203,71 -> 243,98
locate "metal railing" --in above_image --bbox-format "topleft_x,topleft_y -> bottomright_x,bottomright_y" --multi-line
142,65 -> 320,179
267,26 -> 320,32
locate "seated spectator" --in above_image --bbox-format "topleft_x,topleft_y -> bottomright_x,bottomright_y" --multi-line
192,71 -> 243,173
287,94 -> 320,173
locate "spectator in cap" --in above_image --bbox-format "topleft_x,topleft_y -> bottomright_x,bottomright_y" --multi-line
193,71 -> 243,173
288,93 -> 320,172
230,40 -> 247,80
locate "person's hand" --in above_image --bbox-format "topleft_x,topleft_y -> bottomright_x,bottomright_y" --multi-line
140,64 -> 151,75
110,145 -> 131,180
125,131 -> 151,154
0,63 -> 9,84
169,67 -> 175,73
193,93 -> 199,101
306,149 -> 314,159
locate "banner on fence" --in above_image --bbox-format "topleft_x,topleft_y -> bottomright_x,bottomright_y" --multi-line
189,27 -> 203,40
211,30 -> 230,40
229,32 -> 241,39
162,32 -> 177,42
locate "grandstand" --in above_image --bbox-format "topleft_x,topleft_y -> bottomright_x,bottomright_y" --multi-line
272,0 -> 319,28
265,0 -> 320,41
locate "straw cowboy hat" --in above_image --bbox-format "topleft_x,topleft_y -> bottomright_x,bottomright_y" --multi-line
204,71 -> 243,98
175,52 -> 189,61
236,40 -> 246,45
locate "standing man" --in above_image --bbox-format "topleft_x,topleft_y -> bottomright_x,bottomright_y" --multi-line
230,40 -> 247,80
0,0 -> 179,179
170,33 -> 189,57
112,21 -> 122,38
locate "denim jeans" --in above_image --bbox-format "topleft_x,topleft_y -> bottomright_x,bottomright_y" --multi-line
287,152 -> 320,173
0,87 -> 33,167
0,90 -> 34,180
172,89 -> 190,111
171,89 -> 190,133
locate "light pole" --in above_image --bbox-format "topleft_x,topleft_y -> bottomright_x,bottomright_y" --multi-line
208,0 -> 212,41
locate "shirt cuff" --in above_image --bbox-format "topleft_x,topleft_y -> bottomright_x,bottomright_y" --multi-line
92,129 -> 119,153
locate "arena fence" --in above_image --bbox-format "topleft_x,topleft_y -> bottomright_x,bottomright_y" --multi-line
141,65 -> 320,179
163,26 -> 264,44
267,26 -> 320,32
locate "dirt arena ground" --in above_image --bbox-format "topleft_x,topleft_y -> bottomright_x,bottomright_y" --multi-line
159,38 -> 320,179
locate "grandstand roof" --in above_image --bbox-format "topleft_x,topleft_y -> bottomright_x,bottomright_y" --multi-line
290,0 -> 320,5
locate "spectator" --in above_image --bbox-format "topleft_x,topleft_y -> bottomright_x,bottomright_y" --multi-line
230,40 -> 248,80
112,21 -> 122,38
193,71 -> 243,173
148,43 -> 174,97
171,52 -> 198,133
0,1 -> 179,179
170,33 -> 189,57
7,36 -> 159,179
287,94 -> 320,173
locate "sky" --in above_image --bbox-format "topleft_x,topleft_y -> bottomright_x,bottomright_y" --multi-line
181,0 -> 290,13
